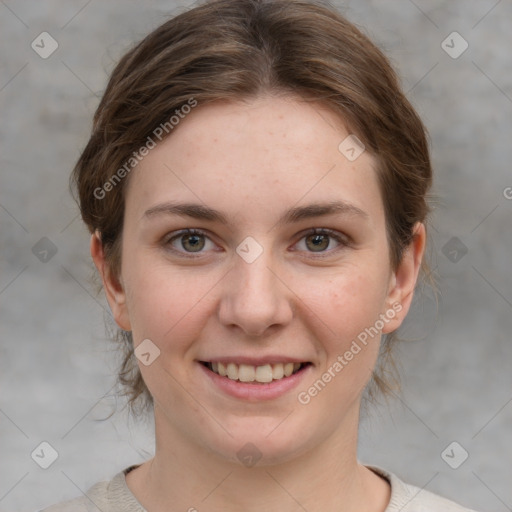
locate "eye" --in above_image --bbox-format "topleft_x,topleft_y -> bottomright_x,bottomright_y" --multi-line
163,227 -> 350,259
164,228 -> 215,256
294,228 -> 349,256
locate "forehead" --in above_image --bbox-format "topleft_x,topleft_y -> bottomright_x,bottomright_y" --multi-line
126,95 -> 384,229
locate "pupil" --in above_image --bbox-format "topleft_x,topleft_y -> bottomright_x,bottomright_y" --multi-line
183,234 -> 204,252
308,234 -> 328,251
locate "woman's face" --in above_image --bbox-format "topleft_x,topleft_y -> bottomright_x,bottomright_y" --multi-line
94,95 -> 424,465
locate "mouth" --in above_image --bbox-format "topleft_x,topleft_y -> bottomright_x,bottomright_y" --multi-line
199,361 -> 312,384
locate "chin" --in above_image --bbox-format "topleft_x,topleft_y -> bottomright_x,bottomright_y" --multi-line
203,417 -> 318,467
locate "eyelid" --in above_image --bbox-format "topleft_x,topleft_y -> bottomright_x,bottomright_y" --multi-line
296,227 -> 350,244
291,227 -> 351,257
163,228 -> 217,258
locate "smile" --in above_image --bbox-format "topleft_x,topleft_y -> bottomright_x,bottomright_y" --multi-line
200,361 -> 310,384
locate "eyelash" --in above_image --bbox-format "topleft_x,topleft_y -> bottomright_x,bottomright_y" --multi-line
163,227 -> 350,259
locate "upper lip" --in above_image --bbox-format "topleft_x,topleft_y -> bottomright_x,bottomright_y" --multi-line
198,356 -> 312,366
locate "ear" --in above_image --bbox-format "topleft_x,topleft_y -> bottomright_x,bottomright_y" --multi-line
90,231 -> 131,331
381,222 -> 426,334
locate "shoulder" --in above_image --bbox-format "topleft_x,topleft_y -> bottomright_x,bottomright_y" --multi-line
37,480 -> 109,512
38,464 -> 144,512
366,465 -> 480,512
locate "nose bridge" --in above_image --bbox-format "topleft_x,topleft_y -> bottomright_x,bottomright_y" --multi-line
218,238 -> 292,335
237,249 -> 278,298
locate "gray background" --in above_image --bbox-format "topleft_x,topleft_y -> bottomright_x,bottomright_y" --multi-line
1,1 -> 511,511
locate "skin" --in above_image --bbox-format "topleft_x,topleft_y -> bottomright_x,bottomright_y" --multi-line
91,94 -> 426,512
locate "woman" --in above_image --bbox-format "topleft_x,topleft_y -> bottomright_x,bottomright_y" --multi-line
42,0 -> 479,510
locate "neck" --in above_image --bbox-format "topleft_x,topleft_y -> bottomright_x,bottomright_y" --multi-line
127,401 -> 390,512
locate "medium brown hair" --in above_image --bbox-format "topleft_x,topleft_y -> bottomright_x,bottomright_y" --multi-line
72,0 -> 435,418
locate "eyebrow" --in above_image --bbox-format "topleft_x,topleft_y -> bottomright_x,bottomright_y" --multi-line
142,200 -> 369,226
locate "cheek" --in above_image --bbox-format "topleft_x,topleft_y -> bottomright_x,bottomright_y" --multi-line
301,273 -> 386,400
294,263 -> 388,392
299,264 -> 387,340
123,255 -> 217,347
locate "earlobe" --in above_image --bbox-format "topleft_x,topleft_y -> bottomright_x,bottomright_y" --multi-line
381,222 -> 426,334
90,231 -> 132,331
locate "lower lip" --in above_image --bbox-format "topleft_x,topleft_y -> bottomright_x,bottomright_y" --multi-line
197,362 -> 312,401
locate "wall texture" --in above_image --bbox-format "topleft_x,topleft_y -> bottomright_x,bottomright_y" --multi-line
0,1 -> 511,511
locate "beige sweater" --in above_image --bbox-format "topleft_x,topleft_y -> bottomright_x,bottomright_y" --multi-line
39,464 -> 479,511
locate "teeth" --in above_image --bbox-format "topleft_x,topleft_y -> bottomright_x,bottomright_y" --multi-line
218,362 -> 227,377
255,364 -> 273,383
238,364 -> 256,382
272,363 -> 284,379
207,361 -> 305,383
227,363 -> 238,380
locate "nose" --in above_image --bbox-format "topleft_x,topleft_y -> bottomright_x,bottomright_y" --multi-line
217,247 -> 294,337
